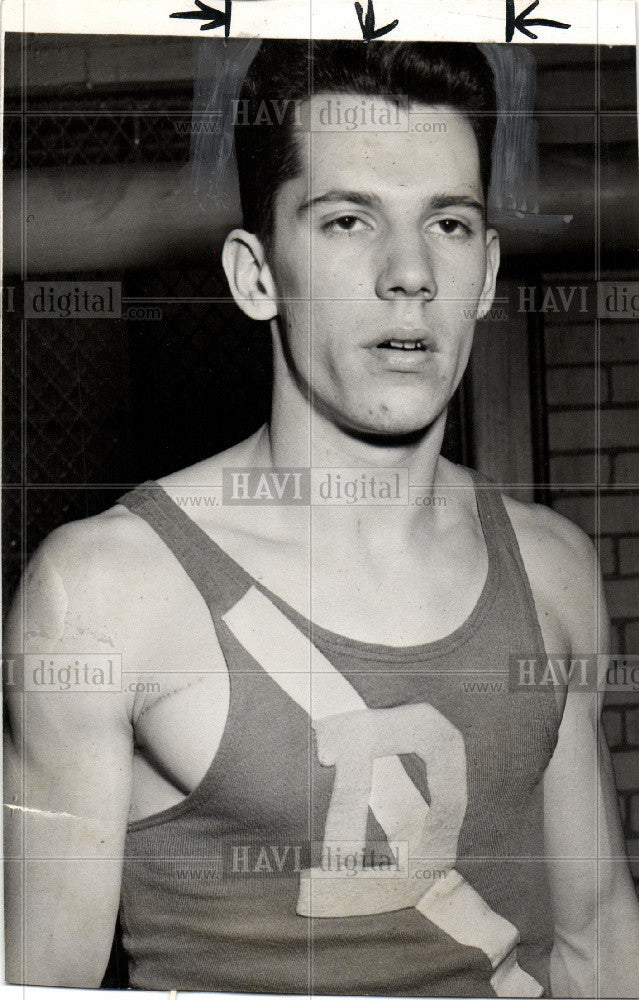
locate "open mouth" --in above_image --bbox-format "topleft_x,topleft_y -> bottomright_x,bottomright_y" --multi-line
372,328 -> 436,353
377,339 -> 428,351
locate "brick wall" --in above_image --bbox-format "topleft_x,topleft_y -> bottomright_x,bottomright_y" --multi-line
542,272 -> 639,888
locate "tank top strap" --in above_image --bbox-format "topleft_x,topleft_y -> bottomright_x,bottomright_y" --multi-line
117,480 -> 252,617
469,468 -> 548,662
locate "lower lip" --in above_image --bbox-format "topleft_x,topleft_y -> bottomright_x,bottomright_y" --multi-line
368,347 -> 435,372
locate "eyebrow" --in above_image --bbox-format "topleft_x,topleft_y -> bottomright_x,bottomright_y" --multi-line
297,190 -> 383,214
430,194 -> 485,214
298,190 -> 485,215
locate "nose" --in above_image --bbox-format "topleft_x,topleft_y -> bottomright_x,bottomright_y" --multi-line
375,228 -> 437,301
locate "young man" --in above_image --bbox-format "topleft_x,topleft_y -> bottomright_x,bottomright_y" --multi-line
5,40 -> 639,997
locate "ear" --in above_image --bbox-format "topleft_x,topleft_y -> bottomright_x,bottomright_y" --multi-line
222,229 -> 278,322
476,228 -> 500,321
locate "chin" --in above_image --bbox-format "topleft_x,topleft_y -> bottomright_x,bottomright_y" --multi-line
312,385 -> 447,442
341,409 -> 441,444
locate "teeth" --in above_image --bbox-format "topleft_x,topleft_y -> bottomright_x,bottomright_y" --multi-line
384,339 -> 426,351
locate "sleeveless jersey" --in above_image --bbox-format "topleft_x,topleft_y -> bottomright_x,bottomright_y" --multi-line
117,470 -> 560,996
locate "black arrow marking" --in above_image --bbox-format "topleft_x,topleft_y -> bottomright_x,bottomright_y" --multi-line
506,0 -> 570,41
171,0 -> 232,35
354,0 -> 399,42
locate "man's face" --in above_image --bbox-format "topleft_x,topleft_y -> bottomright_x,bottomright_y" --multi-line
266,95 -> 499,438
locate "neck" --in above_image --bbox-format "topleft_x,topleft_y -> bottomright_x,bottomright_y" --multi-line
253,374 -> 455,552
268,406 -> 447,484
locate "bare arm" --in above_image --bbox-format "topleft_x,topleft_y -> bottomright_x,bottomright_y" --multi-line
542,528 -> 639,997
4,525 -> 135,986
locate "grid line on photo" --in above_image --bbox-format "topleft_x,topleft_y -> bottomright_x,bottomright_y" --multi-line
595,25 -> 602,992
5,852 -> 637,863
307,28 -> 315,994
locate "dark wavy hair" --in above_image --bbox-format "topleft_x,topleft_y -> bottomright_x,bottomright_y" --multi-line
234,40 -> 496,246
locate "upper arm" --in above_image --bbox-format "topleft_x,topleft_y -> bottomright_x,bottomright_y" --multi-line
540,523 -> 630,892
537,519 -> 639,992
4,520 -> 136,986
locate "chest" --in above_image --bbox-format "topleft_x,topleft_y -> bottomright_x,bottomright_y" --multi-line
128,518 -> 568,820
133,624 -> 558,839
213,526 -> 492,646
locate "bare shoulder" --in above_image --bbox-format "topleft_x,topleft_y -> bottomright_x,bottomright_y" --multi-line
6,492 -> 220,675
7,434 -> 271,660
38,501 -> 161,572
7,494 -> 232,735
502,492 -> 597,572
501,491 -> 605,653
13,503 -> 174,641
16,428 -> 267,623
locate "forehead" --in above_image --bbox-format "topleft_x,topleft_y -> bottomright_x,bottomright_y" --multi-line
291,95 -> 482,200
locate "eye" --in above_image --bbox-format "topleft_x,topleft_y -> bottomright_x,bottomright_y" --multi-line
322,215 -> 369,235
433,218 -> 472,237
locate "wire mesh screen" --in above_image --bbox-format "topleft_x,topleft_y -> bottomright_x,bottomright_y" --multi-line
3,108 -> 196,169
3,261 -> 272,606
